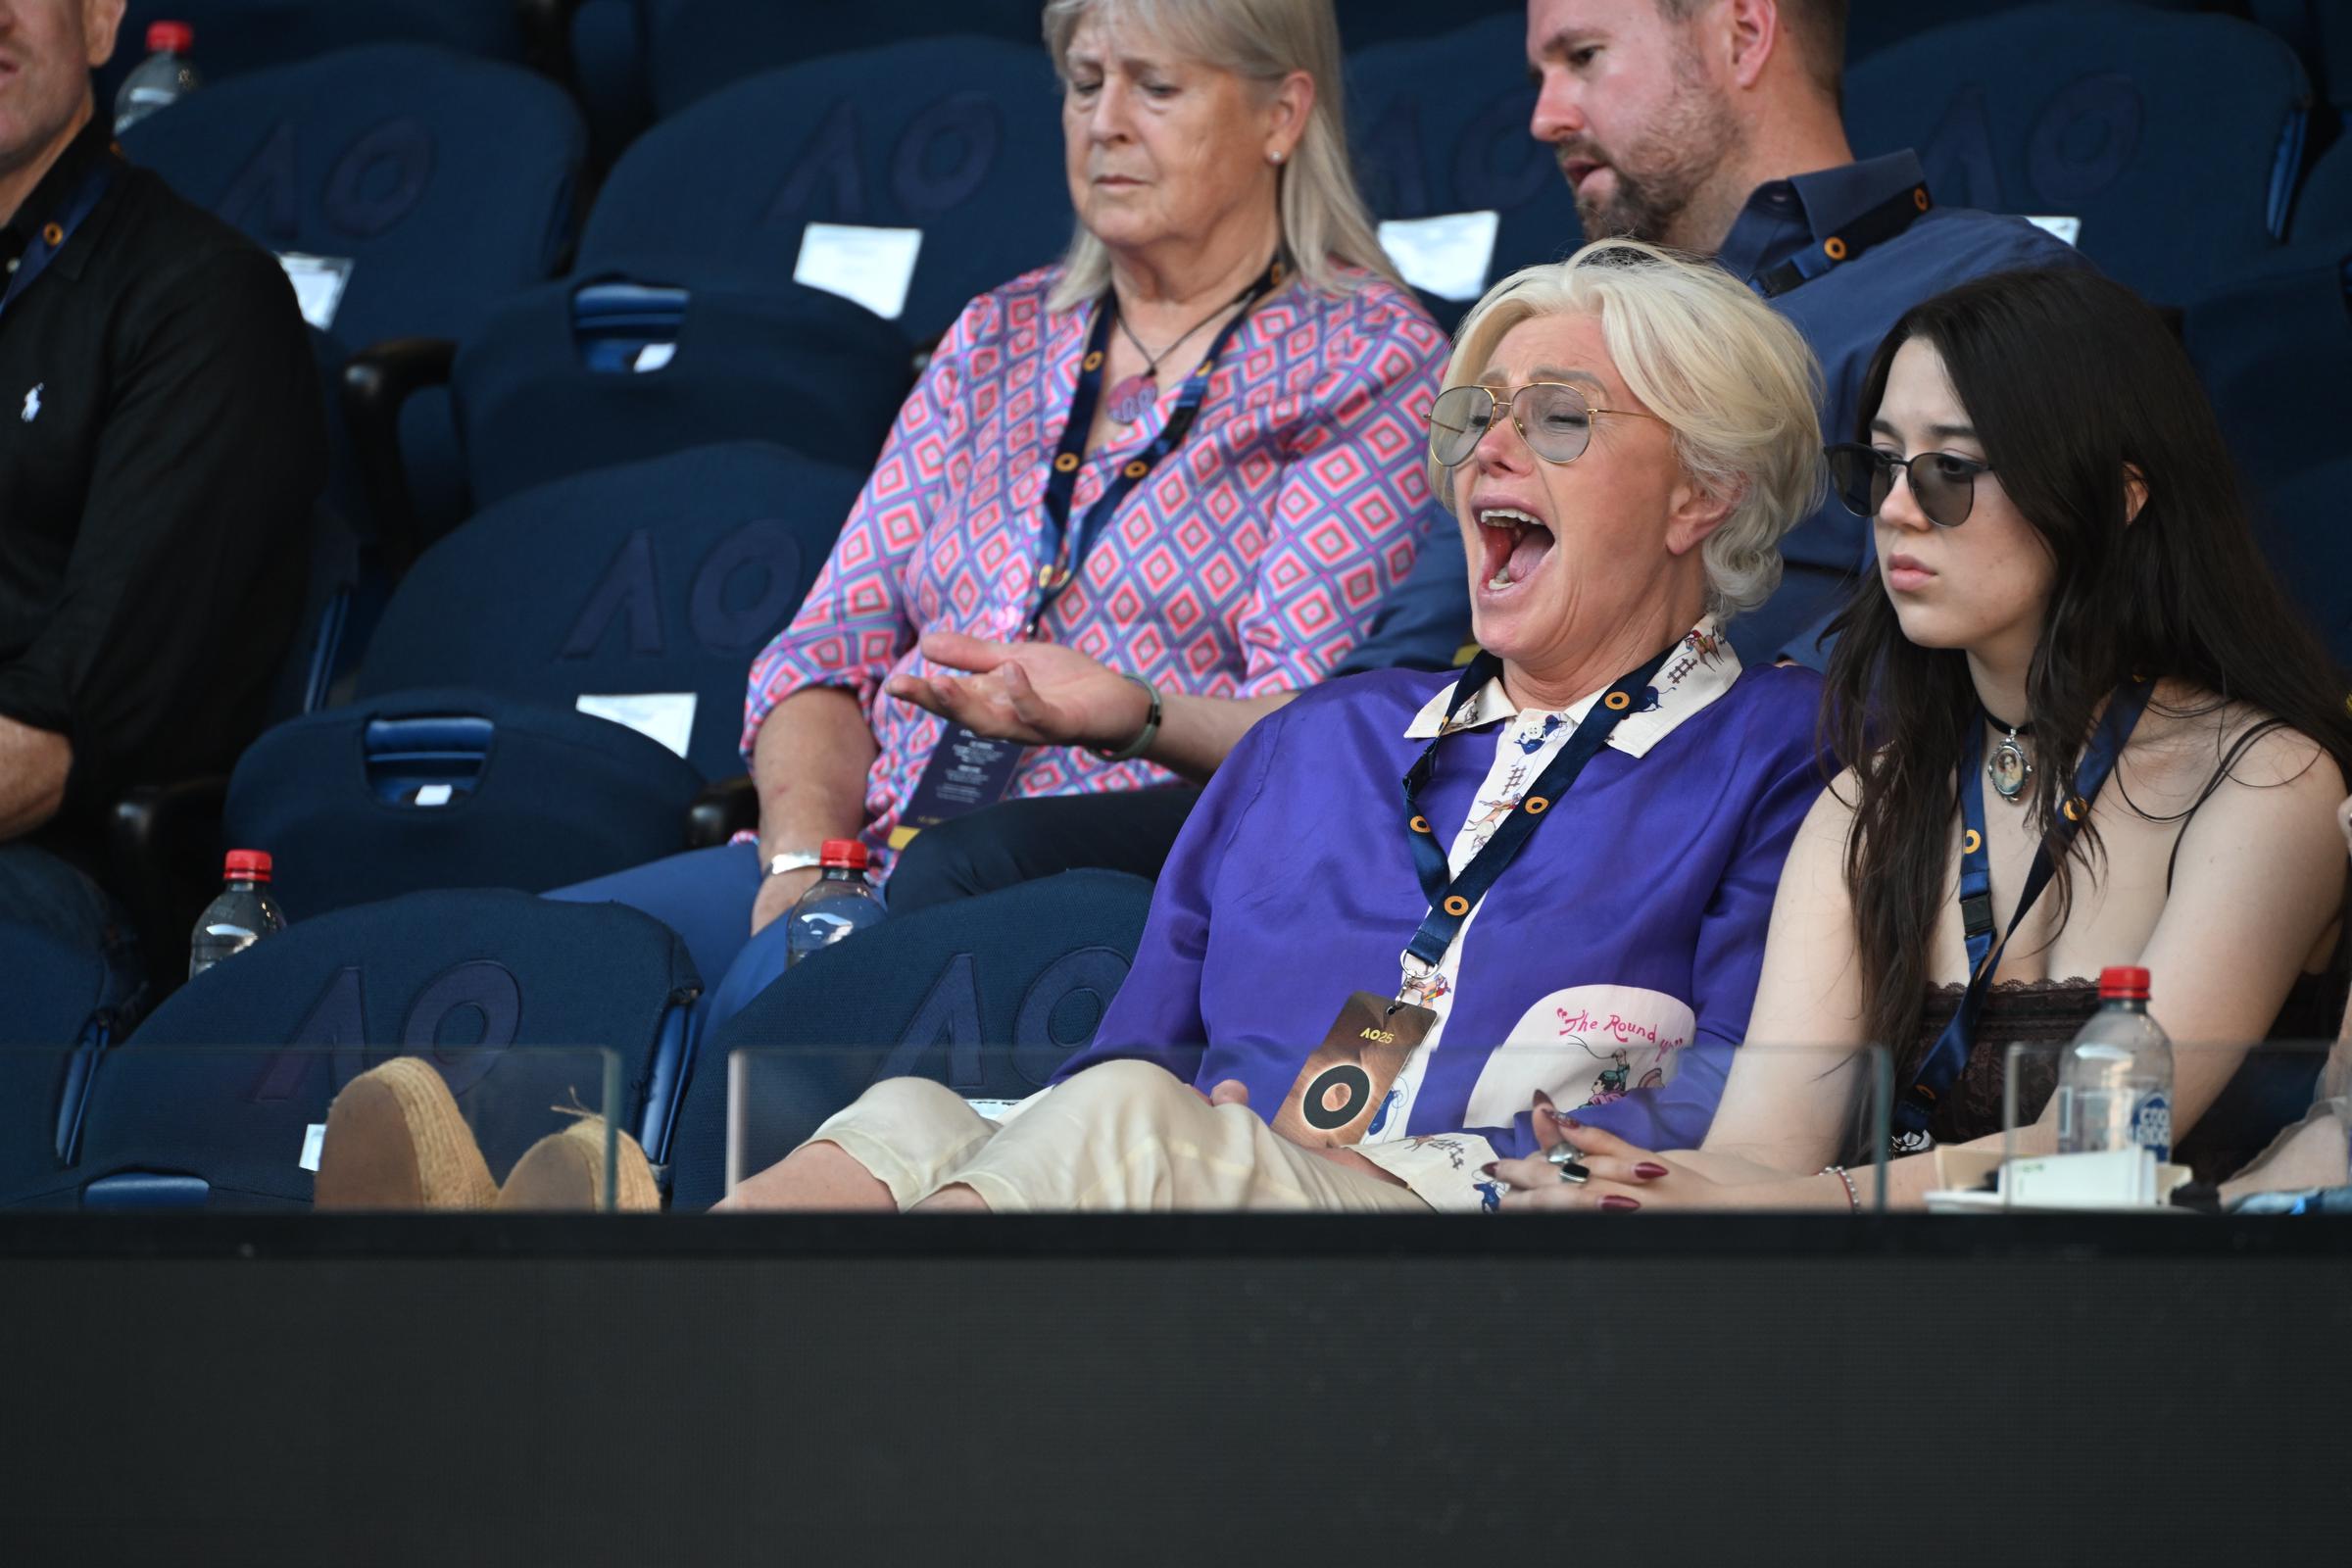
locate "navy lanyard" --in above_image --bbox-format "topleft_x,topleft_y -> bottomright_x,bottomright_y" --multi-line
1398,643 -> 1676,973
1748,179 -> 1933,301
1031,258 -> 1283,629
1894,681 -> 2156,1136
0,159 -> 114,325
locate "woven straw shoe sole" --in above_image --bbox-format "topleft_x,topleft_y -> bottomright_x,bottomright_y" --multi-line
496,1115 -> 662,1212
313,1056 -> 499,1210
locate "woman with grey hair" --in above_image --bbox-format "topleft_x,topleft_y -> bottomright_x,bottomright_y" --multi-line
717,239 -> 1837,1213
550,0 -> 1448,1023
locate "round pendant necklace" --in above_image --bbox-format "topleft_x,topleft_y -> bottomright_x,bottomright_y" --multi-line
1103,295 -> 1244,426
1984,710 -> 2034,804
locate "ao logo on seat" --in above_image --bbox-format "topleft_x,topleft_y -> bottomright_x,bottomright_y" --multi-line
1355,89 -> 1557,220
873,946 -> 1135,1094
1916,74 -> 2145,214
252,960 -> 521,1102
562,520 -> 807,660
763,93 -> 1004,223
220,118 -> 437,245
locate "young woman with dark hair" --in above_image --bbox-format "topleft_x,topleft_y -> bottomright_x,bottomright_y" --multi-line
1494,266 -> 2352,1210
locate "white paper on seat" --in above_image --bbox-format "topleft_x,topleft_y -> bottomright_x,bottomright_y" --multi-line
794,222 -> 925,320
576,692 -> 698,760
2025,216 -> 2082,246
1379,212 -> 1501,303
300,1123 -> 325,1173
276,252 -> 355,331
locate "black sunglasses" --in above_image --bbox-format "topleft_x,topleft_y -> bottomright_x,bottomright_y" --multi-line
1825,443 -> 1995,528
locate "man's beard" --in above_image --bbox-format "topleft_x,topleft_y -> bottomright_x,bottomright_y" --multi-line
1561,73 -> 1740,250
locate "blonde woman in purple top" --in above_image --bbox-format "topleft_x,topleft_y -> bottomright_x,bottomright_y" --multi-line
719,240 -> 1833,1213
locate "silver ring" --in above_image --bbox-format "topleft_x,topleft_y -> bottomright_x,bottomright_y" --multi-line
1547,1144 -> 1590,1184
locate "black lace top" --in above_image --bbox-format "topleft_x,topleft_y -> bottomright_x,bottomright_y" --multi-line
1904,972 -> 2343,1179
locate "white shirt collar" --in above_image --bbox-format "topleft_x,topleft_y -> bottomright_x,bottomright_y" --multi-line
1401,617 -> 1742,760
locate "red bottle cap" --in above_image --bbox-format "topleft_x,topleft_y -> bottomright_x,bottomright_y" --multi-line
818,838 -> 868,870
147,22 -> 195,54
223,849 -> 272,883
2098,965 -> 2150,1001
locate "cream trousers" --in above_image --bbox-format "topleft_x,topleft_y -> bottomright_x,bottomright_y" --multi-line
809,1059 -> 1432,1213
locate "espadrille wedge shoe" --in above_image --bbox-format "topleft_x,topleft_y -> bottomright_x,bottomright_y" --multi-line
495,1111 -> 662,1212
314,1056 -> 499,1210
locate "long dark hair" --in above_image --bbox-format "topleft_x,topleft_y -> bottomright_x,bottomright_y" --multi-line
1822,267 -> 2352,1055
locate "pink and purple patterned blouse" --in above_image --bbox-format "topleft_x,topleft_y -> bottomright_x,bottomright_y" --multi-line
740,263 -> 1450,868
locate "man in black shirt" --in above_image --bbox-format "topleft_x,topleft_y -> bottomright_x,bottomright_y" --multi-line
0,0 -> 323,959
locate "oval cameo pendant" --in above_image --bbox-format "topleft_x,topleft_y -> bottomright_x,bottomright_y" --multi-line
1104,371 -> 1157,426
1986,732 -> 2033,802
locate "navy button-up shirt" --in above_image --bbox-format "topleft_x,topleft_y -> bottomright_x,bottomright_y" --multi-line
1341,152 -> 2084,676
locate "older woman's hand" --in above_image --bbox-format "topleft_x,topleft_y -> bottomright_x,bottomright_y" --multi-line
1491,1102 -> 1715,1211
884,630 -> 1152,752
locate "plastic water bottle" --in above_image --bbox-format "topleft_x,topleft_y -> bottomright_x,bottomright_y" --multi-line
114,22 -> 202,133
2055,965 -> 2175,1160
188,850 -> 287,980
784,839 -> 885,967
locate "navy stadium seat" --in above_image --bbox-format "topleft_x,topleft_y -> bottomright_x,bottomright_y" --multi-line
352,443 -> 863,782
1844,0 -> 2199,65
2184,250 -> 2351,501
1332,0 -> 1521,51
575,37 -> 1067,341
450,282 -> 910,510
2249,0 -> 2352,111
222,688 -> 705,920
0,916 -> 146,1208
99,0 -> 529,105
1348,14 -> 1586,330
120,44 -> 588,544
8,892 -> 700,1209
2244,460 -> 2352,667
641,0 -> 1046,119
1843,3 -> 2312,307
2288,132 -> 2352,246
666,869 -> 1155,1209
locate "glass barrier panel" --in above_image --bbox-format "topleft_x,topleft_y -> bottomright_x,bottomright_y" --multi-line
1992,1039 -> 2351,1213
0,1044 -> 621,1212
714,1041 -> 1892,1214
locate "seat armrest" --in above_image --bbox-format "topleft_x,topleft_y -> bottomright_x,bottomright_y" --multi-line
108,775 -> 230,1003
342,337 -> 458,575
686,775 -> 759,849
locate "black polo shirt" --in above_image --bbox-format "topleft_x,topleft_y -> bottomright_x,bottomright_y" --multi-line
0,117 -> 324,858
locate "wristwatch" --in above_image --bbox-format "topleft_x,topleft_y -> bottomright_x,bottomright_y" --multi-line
767,850 -> 823,877
1093,675 -> 1162,763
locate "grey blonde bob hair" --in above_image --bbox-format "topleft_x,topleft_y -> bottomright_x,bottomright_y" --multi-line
1042,0 -> 1402,312
1436,239 -> 1827,622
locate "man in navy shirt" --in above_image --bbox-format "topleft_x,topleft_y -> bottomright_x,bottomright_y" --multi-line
1349,0 -> 2081,671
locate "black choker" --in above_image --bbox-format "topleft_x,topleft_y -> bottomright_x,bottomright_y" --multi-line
1983,709 -> 2033,803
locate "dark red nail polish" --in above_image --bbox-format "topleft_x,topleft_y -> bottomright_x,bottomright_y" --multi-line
1634,1162 -> 1670,1180
1533,1089 -> 1555,1109
1479,1162 -> 1497,1177
1599,1195 -> 1641,1211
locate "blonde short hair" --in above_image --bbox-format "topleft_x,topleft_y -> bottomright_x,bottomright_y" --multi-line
1435,239 -> 1827,623
1041,0 -> 1401,311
